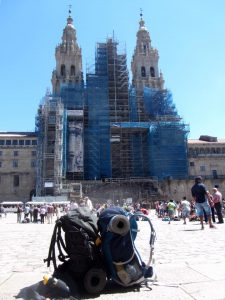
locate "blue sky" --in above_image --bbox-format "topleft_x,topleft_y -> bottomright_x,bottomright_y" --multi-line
0,0 -> 225,139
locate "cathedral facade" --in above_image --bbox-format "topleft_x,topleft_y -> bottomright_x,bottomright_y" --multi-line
36,11 -> 189,196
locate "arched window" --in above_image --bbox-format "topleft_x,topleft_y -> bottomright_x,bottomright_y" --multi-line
143,44 -> 147,54
70,65 -> 75,76
150,66 -> 155,77
60,65 -> 66,76
141,66 -> 146,77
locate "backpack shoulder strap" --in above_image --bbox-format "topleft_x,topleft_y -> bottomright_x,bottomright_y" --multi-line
56,220 -> 69,262
44,219 -> 61,269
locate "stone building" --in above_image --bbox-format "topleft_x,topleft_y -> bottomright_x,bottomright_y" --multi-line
0,132 -> 37,202
188,135 -> 225,179
159,136 -> 225,202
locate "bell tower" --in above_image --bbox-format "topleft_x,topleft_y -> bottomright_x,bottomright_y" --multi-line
131,11 -> 164,91
52,9 -> 83,94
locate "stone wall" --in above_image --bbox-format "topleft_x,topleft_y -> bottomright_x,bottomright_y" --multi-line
158,178 -> 225,202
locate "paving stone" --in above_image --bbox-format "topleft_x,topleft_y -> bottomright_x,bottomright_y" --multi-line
0,212 -> 225,299
183,280 -> 225,300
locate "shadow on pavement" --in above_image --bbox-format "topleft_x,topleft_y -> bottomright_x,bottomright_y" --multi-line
179,228 -> 202,231
15,280 -> 79,300
15,279 -> 151,300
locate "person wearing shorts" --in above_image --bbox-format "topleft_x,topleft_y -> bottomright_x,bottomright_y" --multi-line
191,176 -> 216,230
180,196 -> 191,224
167,200 -> 176,224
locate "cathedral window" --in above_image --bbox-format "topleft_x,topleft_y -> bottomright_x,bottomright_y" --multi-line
61,65 -> 66,76
71,65 -> 75,76
141,66 -> 146,77
143,44 -> 147,55
150,67 -> 155,77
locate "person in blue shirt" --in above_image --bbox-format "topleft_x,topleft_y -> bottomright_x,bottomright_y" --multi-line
191,176 -> 216,230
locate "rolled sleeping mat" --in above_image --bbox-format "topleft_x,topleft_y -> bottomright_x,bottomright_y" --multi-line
83,268 -> 107,294
108,215 -> 130,235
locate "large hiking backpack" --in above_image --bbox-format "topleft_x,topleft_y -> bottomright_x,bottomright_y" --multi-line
97,206 -> 156,287
44,207 -> 107,294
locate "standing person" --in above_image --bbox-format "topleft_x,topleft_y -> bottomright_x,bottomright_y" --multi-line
24,204 -> 30,220
212,187 -> 224,224
40,206 -> 46,224
55,205 -> 61,220
17,205 -> 22,223
84,196 -> 93,211
2,206 -> 6,218
180,196 -> 191,224
167,199 -> 176,224
191,176 -> 215,230
33,205 -> 39,223
47,204 -> 54,224
29,205 -> 34,223
208,194 -> 215,223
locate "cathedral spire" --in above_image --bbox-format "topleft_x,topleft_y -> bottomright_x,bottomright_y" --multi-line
131,12 -> 164,90
67,4 -> 73,27
139,8 -> 145,29
51,8 -> 83,94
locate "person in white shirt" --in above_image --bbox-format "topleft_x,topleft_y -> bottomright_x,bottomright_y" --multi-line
180,196 -> 191,225
40,206 -> 46,224
84,197 -> 93,211
212,187 -> 224,224
70,201 -> 78,210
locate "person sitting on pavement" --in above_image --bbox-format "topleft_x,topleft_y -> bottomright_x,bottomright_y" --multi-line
191,176 -> 216,230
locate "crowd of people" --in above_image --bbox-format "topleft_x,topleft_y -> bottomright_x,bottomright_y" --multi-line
16,202 -> 64,224
12,196 -> 148,224
2,176 -> 225,228
155,177 -> 225,229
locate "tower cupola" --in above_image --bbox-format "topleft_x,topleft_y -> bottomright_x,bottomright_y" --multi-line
51,8 -> 83,94
131,11 -> 164,90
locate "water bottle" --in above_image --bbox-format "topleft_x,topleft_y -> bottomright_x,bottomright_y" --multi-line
43,275 -> 71,298
125,262 -> 143,281
125,264 -> 138,281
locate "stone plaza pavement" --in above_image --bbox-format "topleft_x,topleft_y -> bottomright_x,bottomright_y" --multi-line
0,211 -> 225,300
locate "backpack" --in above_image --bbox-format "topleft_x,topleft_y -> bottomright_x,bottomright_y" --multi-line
44,207 -> 107,294
97,206 -> 156,287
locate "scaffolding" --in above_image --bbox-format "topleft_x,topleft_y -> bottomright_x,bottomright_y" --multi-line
148,121 -> 189,179
85,38 -> 131,180
85,66 -> 111,180
36,95 -> 64,196
59,83 -> 85,180
143,87 -> 178,120
111,122 -> 150,178
36,36 -> 190,197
